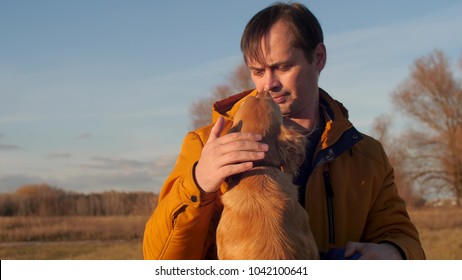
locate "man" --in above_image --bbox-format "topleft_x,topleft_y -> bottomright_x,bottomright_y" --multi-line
143,2 -> 425,260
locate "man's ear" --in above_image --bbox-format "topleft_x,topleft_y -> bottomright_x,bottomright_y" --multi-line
314,42 -> 326,73
278,125 -> 307,175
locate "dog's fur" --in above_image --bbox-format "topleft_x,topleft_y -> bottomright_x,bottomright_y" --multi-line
216,92 -> 319,260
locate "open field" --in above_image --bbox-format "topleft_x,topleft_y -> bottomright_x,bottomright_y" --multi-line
0,215 -> 147,260
408,207 -> 462,260
1,207 -> 461,260
0,240 -> 142,260
0,215 -> 148,242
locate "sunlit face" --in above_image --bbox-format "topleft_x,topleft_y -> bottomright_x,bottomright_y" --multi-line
247,20 -> 326,129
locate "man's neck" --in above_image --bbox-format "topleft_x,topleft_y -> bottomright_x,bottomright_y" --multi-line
283,108 -> 321,134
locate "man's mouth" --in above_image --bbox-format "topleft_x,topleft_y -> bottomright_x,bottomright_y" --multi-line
271,93 -> 289,104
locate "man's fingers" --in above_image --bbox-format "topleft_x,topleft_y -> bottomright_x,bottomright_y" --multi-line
208,116 -> 225,142
218,131 -> 263,144
215,150 -> 267,168
344,242 -> 363,258
218,140 -> 269,157
208,118 -> 264,146
219,161 -> 254,178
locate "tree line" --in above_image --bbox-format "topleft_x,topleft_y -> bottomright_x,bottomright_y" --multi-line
0,184 -> 158,216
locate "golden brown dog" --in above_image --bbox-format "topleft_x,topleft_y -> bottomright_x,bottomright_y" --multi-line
216,91 -> 319,260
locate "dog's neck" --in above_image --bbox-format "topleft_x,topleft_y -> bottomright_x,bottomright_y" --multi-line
225,162 -> 282,188
252,161 -> 281,169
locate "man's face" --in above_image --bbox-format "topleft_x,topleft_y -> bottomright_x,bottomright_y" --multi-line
247,20 -> 326,127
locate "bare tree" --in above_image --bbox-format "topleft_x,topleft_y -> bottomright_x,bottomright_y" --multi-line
392,49 -> 462,207
229,62 -> 254,92
190,62 -> 253,129
371,115 -> 422,207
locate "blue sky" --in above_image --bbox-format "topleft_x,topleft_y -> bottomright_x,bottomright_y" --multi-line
1,0 -> 461,194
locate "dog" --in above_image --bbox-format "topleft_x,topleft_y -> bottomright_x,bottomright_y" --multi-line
216,91 -> 319,260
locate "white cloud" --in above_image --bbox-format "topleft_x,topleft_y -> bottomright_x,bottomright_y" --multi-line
0,144 -> 19,150
0,153 -> 177,194
47,152 -> 71,159
74,133 -> 92,140
69,154 -> 177,193
82,156 -> 151,170
0,114 -> 45,124
0,174 -> 46,192
103,107 -> 186,120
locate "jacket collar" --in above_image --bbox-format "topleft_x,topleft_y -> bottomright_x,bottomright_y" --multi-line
212,89 -> 256,123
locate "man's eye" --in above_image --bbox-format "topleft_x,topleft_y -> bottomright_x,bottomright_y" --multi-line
252,70 -> 264,77
278,65 -> 291,71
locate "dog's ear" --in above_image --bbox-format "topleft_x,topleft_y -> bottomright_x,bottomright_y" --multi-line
278,125 -> 307,175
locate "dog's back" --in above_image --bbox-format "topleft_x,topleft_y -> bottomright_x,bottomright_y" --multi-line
218,167 -> 318,259
216,92 -> 319,260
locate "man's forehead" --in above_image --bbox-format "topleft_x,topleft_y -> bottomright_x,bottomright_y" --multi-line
246,46 -> 297,69
246,56 -> 267,68
245,28 -> 296,67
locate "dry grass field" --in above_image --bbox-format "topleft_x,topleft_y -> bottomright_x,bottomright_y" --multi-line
408,207 -> 462,259
0,216 -> 147,242
0,216 -> 147,260
0,240 -> 143,260
0,207 -> 461,260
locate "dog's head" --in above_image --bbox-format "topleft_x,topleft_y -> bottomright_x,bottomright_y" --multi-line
229,91 -> 307,175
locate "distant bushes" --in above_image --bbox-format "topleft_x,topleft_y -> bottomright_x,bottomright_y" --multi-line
0,184 -> 158,216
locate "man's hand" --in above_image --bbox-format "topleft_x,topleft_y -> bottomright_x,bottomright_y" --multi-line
344,242 -> 403,260
195,117 -> 269,193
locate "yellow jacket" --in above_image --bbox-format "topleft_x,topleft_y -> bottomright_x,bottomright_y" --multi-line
143,89 -> 426,259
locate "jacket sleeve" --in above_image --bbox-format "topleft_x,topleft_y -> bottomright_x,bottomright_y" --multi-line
363,142 -> 426,260
143,131 -> 218,259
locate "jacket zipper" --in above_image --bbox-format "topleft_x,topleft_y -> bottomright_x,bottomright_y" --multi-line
323,171 -> 335,244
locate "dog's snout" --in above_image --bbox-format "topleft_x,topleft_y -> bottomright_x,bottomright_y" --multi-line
257,91 -> 273,99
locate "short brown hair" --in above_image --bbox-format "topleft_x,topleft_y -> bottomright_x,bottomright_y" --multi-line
241,2 -> 323,64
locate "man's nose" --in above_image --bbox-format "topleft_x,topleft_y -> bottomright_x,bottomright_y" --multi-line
263,71 -> 281,92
